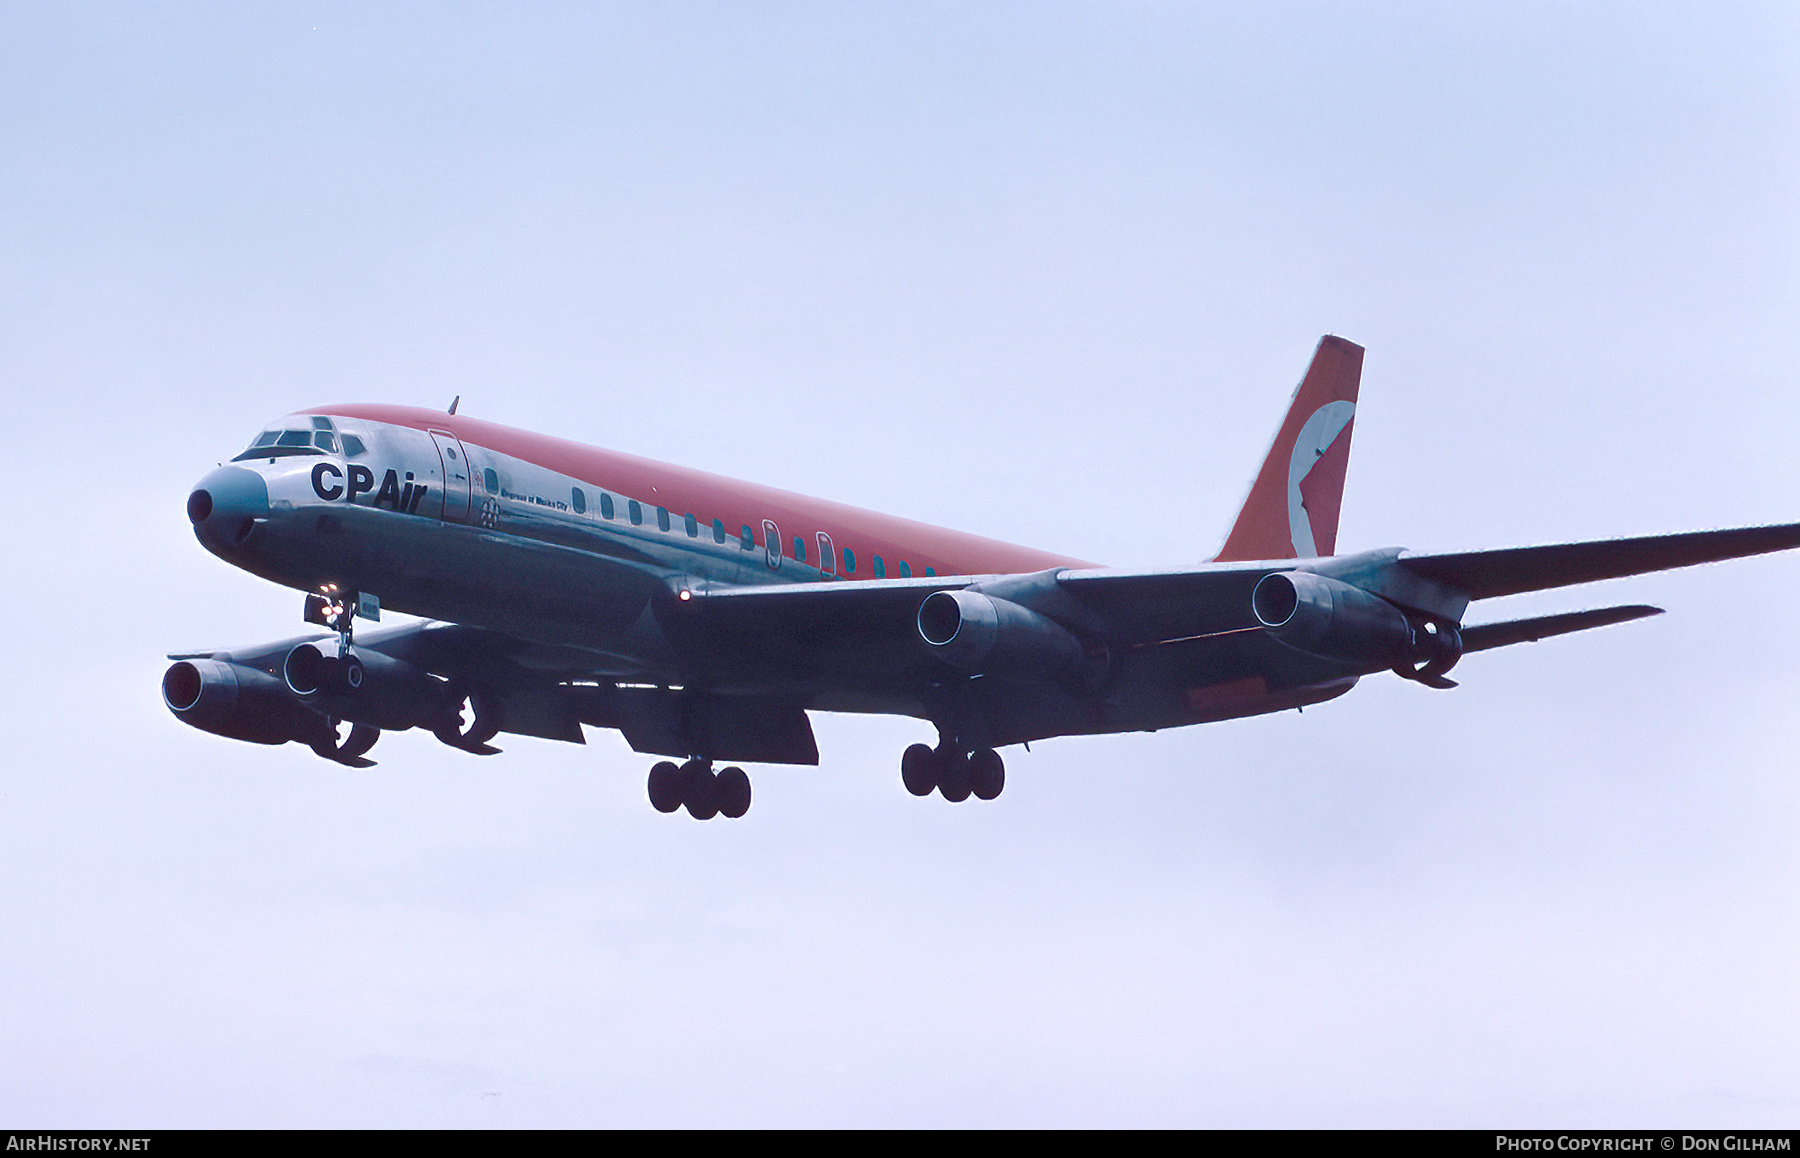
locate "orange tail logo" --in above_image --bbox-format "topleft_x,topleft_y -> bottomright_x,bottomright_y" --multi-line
1215,336 -> 1364,561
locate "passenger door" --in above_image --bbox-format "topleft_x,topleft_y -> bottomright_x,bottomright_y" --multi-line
429,430 -> 473,523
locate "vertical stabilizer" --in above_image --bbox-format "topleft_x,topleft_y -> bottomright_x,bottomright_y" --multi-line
1214,335 -> 1364,561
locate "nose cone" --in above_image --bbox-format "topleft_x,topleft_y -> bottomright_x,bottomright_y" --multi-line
188,466 -> 269,549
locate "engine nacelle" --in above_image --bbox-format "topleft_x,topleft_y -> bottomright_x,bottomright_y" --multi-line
1251,571 -> 1417,670
162,658 -> 319,745
917,590 -> 1084,678
282,642 -> 454,731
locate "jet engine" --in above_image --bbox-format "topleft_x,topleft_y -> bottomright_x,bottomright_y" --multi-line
917,589 -> 1084,678
162,658 -> 320,745
281,641 -> 455,731
1251,571 -> 1418,670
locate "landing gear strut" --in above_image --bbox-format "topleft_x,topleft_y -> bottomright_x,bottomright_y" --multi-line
900,743 -> 1005,802
299,585 -> 384,766
648,759 -> 752,820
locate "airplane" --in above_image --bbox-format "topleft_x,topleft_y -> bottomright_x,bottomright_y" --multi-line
166,336 -> 1800,819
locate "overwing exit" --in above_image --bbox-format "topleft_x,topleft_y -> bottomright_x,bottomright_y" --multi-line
166,337 -> 1800,818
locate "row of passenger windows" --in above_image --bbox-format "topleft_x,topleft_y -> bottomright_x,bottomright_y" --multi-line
479,467 -> 932,578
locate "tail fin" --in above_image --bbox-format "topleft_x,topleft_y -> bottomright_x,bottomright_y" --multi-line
1214,335 -> 1364,561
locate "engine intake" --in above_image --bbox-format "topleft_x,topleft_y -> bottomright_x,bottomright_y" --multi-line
283,642 -> 364,696
282,642 -> 453,730
162,659 -> 318,745
917,590 -> 1084,678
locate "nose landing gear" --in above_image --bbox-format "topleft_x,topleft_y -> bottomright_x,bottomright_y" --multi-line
900,743 -> 1005,802
648,759 -> 752,820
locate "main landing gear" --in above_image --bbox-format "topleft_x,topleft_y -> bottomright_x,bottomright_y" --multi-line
647,759 -> 752,820
901,744 -> 1005,803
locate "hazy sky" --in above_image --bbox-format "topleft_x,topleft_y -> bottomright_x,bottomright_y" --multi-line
2,1 -> 1797,1126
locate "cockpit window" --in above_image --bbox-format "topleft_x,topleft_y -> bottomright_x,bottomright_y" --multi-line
311,416 -> 335,431
312,430 -> 337,453
232,427 -> 326,461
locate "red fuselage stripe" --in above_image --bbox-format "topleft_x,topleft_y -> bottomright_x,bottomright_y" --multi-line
311,404 -> 1097,578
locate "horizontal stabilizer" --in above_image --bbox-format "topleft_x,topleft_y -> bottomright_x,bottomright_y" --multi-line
1461,604 -> 1663,654
1401,523 -> 1800,601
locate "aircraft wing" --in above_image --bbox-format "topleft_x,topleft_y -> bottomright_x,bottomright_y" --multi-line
683,523 -> 1800,661
1398,523 -> 1800,600
507,518 -> 1800,753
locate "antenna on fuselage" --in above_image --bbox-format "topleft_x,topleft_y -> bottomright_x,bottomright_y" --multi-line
447,395 -> 460,415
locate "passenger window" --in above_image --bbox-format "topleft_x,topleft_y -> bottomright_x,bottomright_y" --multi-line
740,524 -> 755,550
340,434 -> 366,457
899,561 -> 912,578
601,493 -> 615,520
792,536 -> 806,563
657,507 -> 670,532
713,518 -> 726,545
629,500 -> 642,525
484,468 -> 499,494
925,567 -> 936,577
572,487 -> 587,515
873,555 -> 885,578
684,512 -> 698,537
844,547 -> 856,574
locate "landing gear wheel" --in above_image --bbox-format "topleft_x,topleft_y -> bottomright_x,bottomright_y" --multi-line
716,766 -> 752,819
936,748 -> 973,802
901,743 -> 937,797
682,759 -> 719,820
647,760 -> 683,813
969,748 -> 1005,800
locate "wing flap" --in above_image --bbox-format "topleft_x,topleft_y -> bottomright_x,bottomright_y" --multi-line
572,685 -> 820,765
